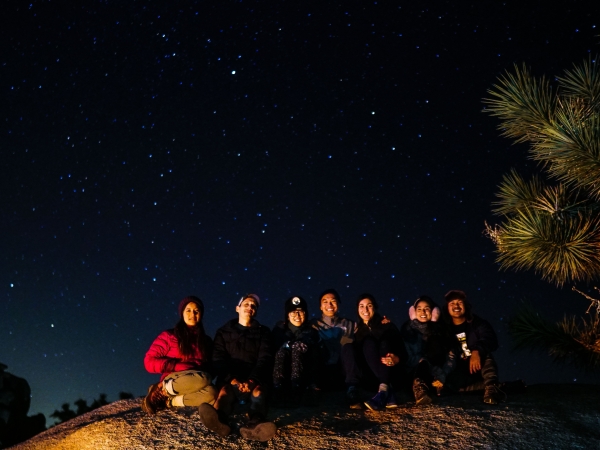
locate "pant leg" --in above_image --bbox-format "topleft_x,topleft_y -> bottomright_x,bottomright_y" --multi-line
341,342 -> 361,386
481,354 -> 499,386
361,337 -> 391,385
163,370 -> 217,406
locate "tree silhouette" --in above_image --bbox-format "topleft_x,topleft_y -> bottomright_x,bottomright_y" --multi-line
483,57 -> 600,370
50,392 -> 133,425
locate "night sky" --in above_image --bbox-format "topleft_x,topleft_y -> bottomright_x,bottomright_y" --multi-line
2,1 -> 598,422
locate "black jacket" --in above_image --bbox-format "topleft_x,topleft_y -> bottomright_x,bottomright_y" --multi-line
401,319 -> 450,370
355,314 -> 404,357
212,318 -> 273,384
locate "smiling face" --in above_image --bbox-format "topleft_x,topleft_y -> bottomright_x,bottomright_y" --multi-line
183,302 -> 201,327
236,298 -> 258,323
288,309 -> 306,327
320,294 -> 339,318
447,299 -> 466,324
414,301 -> 432,323
358,298 -> 375,324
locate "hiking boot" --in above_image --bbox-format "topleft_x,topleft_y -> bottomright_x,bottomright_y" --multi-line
142,382 -> 170,414
240,421 -> 277,441
385,391 -> 399,409
483,384 -> 507,405
413,379 -> 432,406
198,403 -> 231,437
364,390 -> 388,411
346,386 -> 362,409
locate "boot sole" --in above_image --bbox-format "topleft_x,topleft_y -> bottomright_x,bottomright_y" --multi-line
198,403 -> 231,437
240,421 -> 277,441
415,395 -> 432,406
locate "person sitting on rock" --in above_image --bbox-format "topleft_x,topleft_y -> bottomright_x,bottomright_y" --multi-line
143,296 -> 218,419
401,296 -> 455,405
309,288 -> 359,405
441,289 -> 506,404
352,293 -> 404,411
271,295 -> 321,406
207,294 -> 276,442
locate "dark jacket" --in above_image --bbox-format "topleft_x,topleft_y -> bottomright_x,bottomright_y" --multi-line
272,320 -> 320,350
144,329 -> 212,382
449,314 -> 498,360
212,319 -> 273,385
401,320 -> 450,371
355,314 -> 404,357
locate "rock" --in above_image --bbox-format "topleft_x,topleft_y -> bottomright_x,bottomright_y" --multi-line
0,364 -> 46,449
8,384 -> 600,449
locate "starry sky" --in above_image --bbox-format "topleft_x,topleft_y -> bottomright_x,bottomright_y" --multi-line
2,1 -> 598,422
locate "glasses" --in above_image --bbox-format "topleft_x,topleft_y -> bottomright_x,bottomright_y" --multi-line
289,310 -> 306,316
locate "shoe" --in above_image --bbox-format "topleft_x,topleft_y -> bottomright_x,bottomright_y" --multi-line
413,379 -> 432,406
198,403 -> 231,437
385,391 -> 399,409
346,386 -> 362,409
240,421 -> 277,441
141,382 -> 170,414
483,384 -> 507,405
364,390 -> 388,411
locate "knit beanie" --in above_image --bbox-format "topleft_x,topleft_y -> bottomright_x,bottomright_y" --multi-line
178,296 -> 204,318
284,296 -> 308,321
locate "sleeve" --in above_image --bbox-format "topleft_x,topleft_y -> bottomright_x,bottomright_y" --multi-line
471,319 -> 499,356
211,328 -> 229,379
249,326 -> 274,384
144,331 -> 179,374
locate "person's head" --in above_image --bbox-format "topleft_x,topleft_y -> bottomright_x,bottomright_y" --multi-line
175,296 -> 207,359
285,295 -> 308,327
178,296 -> 204,327
319,288 -> 340,318
236,293 -> 260,323
356,293 -> 378,324
444,290 -> 472,324
409,296 -> 440,323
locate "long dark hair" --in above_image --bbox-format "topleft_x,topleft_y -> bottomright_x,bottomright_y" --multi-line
174,297 -> 209,360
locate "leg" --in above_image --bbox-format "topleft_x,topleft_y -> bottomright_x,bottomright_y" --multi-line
214,383 -> 236,418
361,337 -> 391,385
163,370 -> 217,406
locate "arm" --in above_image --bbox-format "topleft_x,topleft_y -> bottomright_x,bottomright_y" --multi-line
144,331 -> 179,374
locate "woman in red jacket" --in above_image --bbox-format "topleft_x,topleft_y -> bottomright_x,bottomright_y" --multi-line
142,296 -> 218,418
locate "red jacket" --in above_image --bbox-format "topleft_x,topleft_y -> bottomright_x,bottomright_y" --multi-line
144,329 -> 211,381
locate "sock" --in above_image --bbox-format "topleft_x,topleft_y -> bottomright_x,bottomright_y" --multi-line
379,383 -> 389,392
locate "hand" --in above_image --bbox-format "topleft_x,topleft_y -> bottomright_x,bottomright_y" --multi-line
381,315 -> 391,325
380,353 -> 400,367
469,350 -> 481,374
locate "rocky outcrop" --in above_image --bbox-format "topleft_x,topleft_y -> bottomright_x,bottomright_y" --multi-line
8,384 -> 600,449
0,364 -> 45,449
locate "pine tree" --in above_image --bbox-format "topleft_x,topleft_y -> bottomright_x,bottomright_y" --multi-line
483,57 -> 600,370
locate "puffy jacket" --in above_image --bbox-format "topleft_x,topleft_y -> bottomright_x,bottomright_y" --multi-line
144,329 -> 212,381
212,319 -> 273,385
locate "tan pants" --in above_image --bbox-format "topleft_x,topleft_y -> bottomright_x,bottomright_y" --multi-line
163,370 -> 217,407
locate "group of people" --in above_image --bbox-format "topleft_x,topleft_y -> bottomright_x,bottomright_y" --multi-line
141,289 -> 506,442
